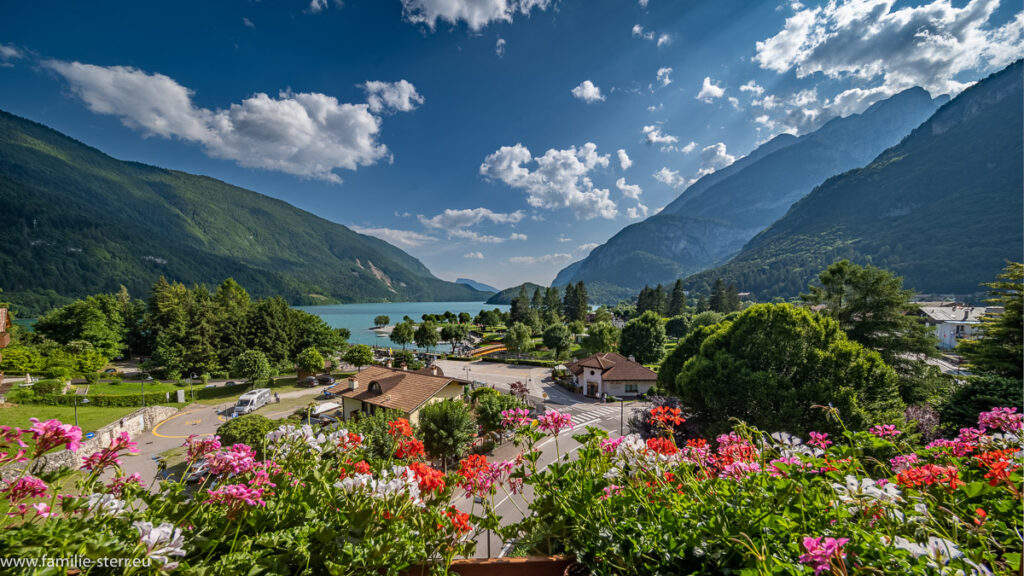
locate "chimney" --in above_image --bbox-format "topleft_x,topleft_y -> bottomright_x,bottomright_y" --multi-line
628,355 -> 635,363
430,365 -> 438,376
400,362 -> 408,371
348,377 -> 358,391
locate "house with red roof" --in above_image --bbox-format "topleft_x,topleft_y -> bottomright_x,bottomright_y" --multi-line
567,352 -> 657,399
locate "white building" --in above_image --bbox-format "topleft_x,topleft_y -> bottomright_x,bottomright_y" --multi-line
567,352 -> 657,398
917,305 -> 1000,350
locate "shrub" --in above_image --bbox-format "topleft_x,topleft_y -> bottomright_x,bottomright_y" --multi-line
939,375 -> 1023,433
32,379 -> 62,395
83,373 -> 100,386
215,414 -> 276,458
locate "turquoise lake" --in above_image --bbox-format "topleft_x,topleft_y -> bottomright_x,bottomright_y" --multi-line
296,301 -> 508,349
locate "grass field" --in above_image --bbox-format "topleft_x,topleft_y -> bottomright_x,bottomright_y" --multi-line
0,404 -> 139,432
72,380 -> 184,396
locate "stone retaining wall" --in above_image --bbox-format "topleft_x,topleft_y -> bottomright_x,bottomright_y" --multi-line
1,405 -> 179,480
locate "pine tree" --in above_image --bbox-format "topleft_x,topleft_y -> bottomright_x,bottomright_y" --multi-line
709,279 -> 729,313
531,288 -> 544,311
958,262 -> 1023,378
668,279 -> 687,317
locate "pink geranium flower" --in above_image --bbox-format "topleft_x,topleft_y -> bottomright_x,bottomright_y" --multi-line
29,418 -> 83,455
536,410 -> 573,435
207,444 -> 257,476
868,425 -> 901,438
184,434 -> 222,462
799,536 -> 849,575
81,432 -> 139,472
2,475 -> 48,503
501,408 -> 531,429
978,407 -> 1023,433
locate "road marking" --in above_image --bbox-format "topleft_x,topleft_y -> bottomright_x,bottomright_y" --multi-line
151,410 -> 215,439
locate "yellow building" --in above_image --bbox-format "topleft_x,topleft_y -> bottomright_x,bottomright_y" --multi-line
325,364 -> 467,425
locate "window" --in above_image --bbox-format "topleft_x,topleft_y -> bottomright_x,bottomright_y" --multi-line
590,370 -> 595,376
370,381 -> 382,393
625,384 -> 638,393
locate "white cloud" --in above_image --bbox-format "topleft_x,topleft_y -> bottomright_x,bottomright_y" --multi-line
617,149 -> 632,170
728,96 -> 740,108
615,177 -> 643,200
464,251 -> 485,259
508,253 -> 573,265
351,226 -> 436,247
740,80 -> 765,96
654,167 -> 689,189
308,0 -> 343,12
647,103 -> 664,112
627,203 -> 650,219
656,67 -> 673,87
418,207 -> 525,229
46,60 -> 416,183
697,142 -> 735,176
754,0 -> 1024,105
242,17 -> 255,28
632,24 -> 654,40
571,80 -> 605,103
362,80 -> 425,114
401,0 -> 552,31
576,242 -> 599,254
0,44 -> 22,66
638,0 -> 650,7
696,76 -> 726,102
557,234 -> 573,243
495,37 -> 506,58
657,33 -> 672,47
480,142 -> 618,220
642,125 -> 678,145
680,141 -> 697,154
509,232 -> 528,241
449,229 -> 506,243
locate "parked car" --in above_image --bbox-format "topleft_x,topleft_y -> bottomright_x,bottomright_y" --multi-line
316,374 -> 335,386
186,459 -> 210,484
103,368 -> 117,374
225,381 -> 237,386
298,376 -> 318,388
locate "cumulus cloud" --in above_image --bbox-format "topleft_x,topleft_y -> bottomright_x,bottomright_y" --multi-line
576,242 -> 599,254
362,80 -> 425,114
654,167 -> 689,189
627,203 -> 650,219
46,60 -> 418,183
696,76 -> 726,102
480,142 -> 618,220
509,232 -> 528,241
615,177 -> 643,200
418,207 -> 525,229
242,17 -> 255,28
755,0 -> 1024,109
740,80 -> 765,96
697,142 -> 735,176
557,234 -> 573,242
495,37 -> 506,58
657,33 -> 672,47
617,149 -> 632,170
401,0 -> 552,31
656,67 -> 673,86
449,229 -> 506,243
639,0 -> 650,7
571,80 -> 605,103
642,125 -> 678,145
680,141 -> 697,154
351,226 -> 436,247
464,251 -> 485,259
508,253 -> 573,264
632,24 -> 654,40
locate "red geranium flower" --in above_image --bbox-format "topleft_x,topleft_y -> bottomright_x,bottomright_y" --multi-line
388,419 -> 414,438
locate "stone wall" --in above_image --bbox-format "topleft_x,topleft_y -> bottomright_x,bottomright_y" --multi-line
1,405 -> 179,480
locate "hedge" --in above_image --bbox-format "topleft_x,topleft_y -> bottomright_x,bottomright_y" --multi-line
19,393 -> 185,408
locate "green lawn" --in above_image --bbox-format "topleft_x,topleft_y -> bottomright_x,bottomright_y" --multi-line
72,380 -> 184,396
0,404 -> 139,432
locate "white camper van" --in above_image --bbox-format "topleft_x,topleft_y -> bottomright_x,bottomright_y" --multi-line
232,388 -> 271,417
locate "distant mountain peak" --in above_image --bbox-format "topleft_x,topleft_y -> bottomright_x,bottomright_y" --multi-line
455,278 -> 498,293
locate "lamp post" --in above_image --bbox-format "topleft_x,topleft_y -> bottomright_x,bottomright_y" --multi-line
620,396 -> 625,436
190,373 -> 197,402
74,396 -> 89,427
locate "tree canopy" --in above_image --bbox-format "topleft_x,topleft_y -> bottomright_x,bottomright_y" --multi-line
618,310 -> 665,364
390,321 -> 415,350
230,350 -> 273,387
417,399 -> 477,468
676,303 -> 904,436
958,261 -> 1023,378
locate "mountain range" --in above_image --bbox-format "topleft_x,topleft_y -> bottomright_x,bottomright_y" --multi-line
456,278 -> 499,293
0,110 -> 488,315
552,86 -> 950,302
685,61 -> 1023,300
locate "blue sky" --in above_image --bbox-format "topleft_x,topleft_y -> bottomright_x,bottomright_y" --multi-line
1,0 -> 1021,290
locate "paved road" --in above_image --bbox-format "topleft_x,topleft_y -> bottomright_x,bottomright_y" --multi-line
434,359 -> 579,405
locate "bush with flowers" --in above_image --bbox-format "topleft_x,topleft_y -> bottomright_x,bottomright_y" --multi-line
0,416 -> 474,574
497,405 -> 1022,575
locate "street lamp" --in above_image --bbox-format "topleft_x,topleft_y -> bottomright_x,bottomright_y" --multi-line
620,396 -> 625,436
190,373 -> 197,402
74,396 -> 90,427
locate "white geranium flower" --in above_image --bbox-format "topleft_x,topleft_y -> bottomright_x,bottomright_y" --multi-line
134,521 -> 186,569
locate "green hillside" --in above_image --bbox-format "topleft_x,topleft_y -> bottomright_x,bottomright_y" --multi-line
0,110 -> 486,315
685,61 -> 1024,300
484,282 -> 547,305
